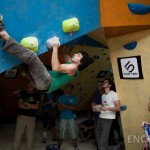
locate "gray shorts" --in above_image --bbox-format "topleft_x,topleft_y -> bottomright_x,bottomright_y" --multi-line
59,119 -> 77,139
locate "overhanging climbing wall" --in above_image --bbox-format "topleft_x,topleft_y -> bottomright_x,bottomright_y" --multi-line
0,0 -> 100,73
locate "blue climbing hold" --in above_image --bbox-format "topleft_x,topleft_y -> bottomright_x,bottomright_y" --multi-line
120,105 -> 127,111
128,3 -> 150,14
123,41 -> 137,50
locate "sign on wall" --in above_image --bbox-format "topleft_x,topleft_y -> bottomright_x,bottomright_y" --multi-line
117,56 -> 143,79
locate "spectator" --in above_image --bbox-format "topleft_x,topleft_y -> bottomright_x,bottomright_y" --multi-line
52,88 -> 64,121
141,101 -> 150,150
49,93 -> 59,141
58,83 -> 79,150
96,79 -> 120,150
91,81 -> 103,149
13,82 -> 40,150
108,112 -> 123,146
78,112 -> 94,142
40,92 -> 54,143
141,121 -> 150,150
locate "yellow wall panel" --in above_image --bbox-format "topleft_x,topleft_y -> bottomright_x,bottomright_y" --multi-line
108,29 -> 150,150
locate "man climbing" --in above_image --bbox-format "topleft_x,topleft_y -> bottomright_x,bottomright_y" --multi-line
0,14 -> 93,92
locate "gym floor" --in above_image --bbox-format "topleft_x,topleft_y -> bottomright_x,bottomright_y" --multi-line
0,119 -> 96,150
0,118 -> 125,150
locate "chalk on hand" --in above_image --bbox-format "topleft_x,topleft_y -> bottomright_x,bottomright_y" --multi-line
46,37 -> 60,50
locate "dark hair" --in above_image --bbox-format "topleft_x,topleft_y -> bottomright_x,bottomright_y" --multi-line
78,51 -> 93,71
105,79 -> 116,91
65,83 -> 74,89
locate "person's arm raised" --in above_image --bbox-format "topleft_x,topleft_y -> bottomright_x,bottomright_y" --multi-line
51,37 -> 77,75
62,46 -> 73,62
51,37 -> 60,71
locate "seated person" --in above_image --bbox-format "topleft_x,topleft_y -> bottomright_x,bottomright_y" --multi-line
78,112 -> 94,142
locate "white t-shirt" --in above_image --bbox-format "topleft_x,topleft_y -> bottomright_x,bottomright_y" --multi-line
99,91 -> 119,119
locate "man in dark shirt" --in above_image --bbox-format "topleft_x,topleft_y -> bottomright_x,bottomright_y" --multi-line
13,82 -> 40,150
91,81 -> 103,122
91,81 -> 103,148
